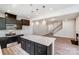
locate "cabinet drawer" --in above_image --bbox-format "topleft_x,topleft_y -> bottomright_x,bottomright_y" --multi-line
26,40 -> 31,54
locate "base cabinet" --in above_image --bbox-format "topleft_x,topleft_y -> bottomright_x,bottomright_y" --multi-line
35,43 -> 47,55
21,38 -> 52,55
21,38 -> 26,50
26,39 -> 31,54
30,41 -> 34,55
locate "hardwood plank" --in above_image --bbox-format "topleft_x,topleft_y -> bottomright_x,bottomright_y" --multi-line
2,44 -> 29,55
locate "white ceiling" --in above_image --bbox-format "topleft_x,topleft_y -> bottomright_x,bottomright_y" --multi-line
48,12 -> 79,21
0,4 -> 77,19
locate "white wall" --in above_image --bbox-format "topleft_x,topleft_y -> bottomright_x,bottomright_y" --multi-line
76,16 -> 79,33
33,20 -> 48,35
0,12 -> 5,18
54,19 -> 76,38
21,21 -> 33,35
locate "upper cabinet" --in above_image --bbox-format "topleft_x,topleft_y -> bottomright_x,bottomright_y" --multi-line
0,12 -> 30,30
0,13 -> 6,30
21,19 -> 30,26
0,17 -> 6,30
5,13 -> 16,24
16,20 -> 22,29
5,13 -> 17,30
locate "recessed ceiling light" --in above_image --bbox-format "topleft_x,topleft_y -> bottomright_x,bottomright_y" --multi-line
27,16 -> 30,18
7,10 -> 10,12
12,4 -> 17,7
36,8 -> 39,11
5,14 -> 8,17
31,22 -> 34,26
36,13 -> 39,16
43,5 -> 45,8
32,11 -> 34,13
42,20 -> 46,25
30,4 -> 33,6
35,21 -> 39,25
49,8 -> 53,10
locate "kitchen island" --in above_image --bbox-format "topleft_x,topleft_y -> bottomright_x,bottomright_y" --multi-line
21,35 -> 56,55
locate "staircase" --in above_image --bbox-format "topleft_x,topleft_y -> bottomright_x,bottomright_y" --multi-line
44,20 -> 62,37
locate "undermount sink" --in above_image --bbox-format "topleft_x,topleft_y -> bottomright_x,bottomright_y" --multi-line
5,34 -> 16,36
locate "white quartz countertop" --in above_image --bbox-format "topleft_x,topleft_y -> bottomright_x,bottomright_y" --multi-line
21,35 -> 56,46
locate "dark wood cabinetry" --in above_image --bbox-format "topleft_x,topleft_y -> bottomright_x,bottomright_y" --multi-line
21,38 -> 26,50
21,38 -> 52,55
30,41 -> 35,55
16,20 -> 22,29
21,38 -> 34,55
21,19 -> 30,26
5,13 -> 16,24
0,38 -> 7,48
0,17 -> 6,30
34,43 -> 47,55
25,39 -> 31,54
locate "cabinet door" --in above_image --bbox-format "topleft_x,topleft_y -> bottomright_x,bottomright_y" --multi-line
26,40 -> 31,54
16,20 -> 22,29
21,39 -> 26,51
0,17 -> 6,30
35,43 -> 47,55
0,38 -> 7,49
30,41 -> 34,55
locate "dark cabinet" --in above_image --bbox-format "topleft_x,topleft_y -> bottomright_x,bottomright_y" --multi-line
26,39 -> 31,54
0,38 -> 7,49
0,17 -> 6,30
26,40 -> 35,55
16,20 -> 22,29
21,39 -> 34,55
35,43 -> 47,55
30,41 -> 34,55
21,38 -> 52,55
7,37 -> 17,44
5,13 -> 16,24
21,38 -> 26,50
21,19 -> 30,26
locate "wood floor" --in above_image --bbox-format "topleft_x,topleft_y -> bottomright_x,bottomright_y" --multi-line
2,44 -> 29,55
1,37 -> 79,55
54,37 -> 79,55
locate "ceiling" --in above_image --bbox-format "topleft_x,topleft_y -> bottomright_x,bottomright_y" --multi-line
48,12 -> 79,21
0,4 -> 77,19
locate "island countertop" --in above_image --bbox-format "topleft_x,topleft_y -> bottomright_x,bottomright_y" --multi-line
21,35 -> 56,46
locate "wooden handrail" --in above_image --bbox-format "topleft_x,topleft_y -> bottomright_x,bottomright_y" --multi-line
52,23 -> 62,32
51,22 -> 62,32
44,21 -> 62,36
